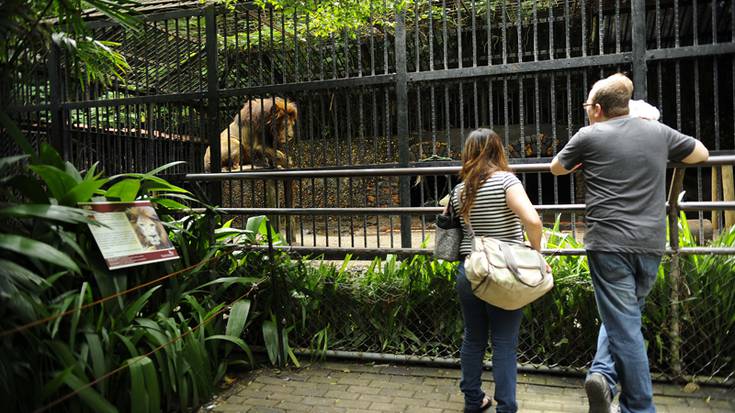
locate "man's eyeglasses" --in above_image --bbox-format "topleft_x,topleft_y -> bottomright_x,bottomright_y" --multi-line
582,102 -> 593,108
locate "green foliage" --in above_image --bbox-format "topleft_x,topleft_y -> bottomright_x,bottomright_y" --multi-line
251,0 -> 559,40
0,125 -> 265,411
1,0 -> 140,87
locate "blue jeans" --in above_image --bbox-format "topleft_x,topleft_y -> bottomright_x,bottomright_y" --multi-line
456,261 -> 523,412
587,251 -> 661,413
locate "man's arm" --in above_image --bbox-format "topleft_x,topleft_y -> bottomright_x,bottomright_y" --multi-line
680,140 -> 709,164
550,157 -> 581,176
551,131 -> 584,176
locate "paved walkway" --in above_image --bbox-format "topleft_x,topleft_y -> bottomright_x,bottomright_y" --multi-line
205,361 -> 735,413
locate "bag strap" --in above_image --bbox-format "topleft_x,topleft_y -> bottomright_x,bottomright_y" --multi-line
456,185 -> 476,238
447,186 -> 457,216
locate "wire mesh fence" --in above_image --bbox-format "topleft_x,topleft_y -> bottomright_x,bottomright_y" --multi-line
264,235 -> 734,386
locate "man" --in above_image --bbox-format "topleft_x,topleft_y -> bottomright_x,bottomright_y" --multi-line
551,73 -> 708,413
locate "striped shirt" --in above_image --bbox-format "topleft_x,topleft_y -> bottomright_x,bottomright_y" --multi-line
450,171 -> 524,256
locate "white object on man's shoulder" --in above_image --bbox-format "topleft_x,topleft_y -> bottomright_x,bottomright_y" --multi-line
629,99 -> 660,121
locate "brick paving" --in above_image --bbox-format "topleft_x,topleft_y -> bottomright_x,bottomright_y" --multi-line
205,361 -> 735,413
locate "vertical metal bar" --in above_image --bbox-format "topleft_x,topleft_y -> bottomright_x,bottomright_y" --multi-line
206,6 -> 222,205
334,91 -> 342,247
429,0 -> 434,70
548,0 -> 554,60
713,58 -> 721,150
396,11 -> 411,248
383,0 -> 389,74
694,0 -> 699,46
519,76 -> 526,188
488,78 -> 494,128
471,0 -> 477,67
711,0 -> 717,44
258,9 -> 265,84
667,169 -> 685,380
197,15 -> 204,93
473,80 -> 478,128
416,86 -> 426,240
372,89 -> 380,248
581,0 -> 587,57
345,90 -> 355,247
444,84 -> 451,154
47,43 -> 64,157
564,0 -> 571,58
305,12 -> 312,80
458,81 -> 465,147
442,0 -> 448,69
369,0 -> 376,76
282,9 -> 287,84
533,0 -> 538,62
598,0 -> 604,55
264,219 -> 285,368
502,0 -> 507,64
431,85 -> 437,155
485,0 -> 492,65
308,96 -> 317,246
551,73 -> 559,205
615,0 -> 621,53
655,0 -> 661,49
503,77 -> 509,151
674,0 -> 680,48
359,90 -> 368,247
331,33 -> 338,79
343,27 -> 350,77
535,74 -> 542,208
631,0 -> 648,100
415,0 -> 421,72
320,94 -> 329,246
694,58 -> 704,240
566,73 -> 575,236
516,0 -> 522,63
457,0 -> 463,68
293,10 -> 300,82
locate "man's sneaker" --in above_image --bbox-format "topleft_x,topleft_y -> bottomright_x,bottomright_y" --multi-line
585,372 -> 612,413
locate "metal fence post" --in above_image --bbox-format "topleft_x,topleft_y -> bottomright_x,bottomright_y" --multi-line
206,5 -> 222,205
667,169 -> 685,380
265,218 -> 286,367
631,0 -> 648,100
395,10 -> 412,248
47,42 -> 65,157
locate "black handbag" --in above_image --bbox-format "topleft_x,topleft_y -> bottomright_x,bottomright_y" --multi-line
434,187 -> 462,261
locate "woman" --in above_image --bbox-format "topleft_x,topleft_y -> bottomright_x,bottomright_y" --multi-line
449,128 -> 544,413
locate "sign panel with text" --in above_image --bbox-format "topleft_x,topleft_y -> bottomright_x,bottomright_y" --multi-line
79,201 -> 179,270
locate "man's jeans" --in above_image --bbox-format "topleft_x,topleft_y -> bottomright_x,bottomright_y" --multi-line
456,261 -> 523,412
587,251 -> 662,413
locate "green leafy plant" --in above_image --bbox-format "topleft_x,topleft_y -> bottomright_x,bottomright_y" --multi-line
0,124 -> 267,411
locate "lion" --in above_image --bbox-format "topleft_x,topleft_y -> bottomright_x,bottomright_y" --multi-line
126,206 -> 172,251
204,97 -> 298,171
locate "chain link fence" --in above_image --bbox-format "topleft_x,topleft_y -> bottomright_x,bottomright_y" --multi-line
249,229 -> 734,387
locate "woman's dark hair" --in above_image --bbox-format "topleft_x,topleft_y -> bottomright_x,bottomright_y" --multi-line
458,128 -> 511,221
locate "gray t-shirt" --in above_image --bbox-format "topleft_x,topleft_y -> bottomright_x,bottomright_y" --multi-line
556,116 -> 696,254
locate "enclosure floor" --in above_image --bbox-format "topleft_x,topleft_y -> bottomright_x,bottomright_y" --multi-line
204,361 -> 734,413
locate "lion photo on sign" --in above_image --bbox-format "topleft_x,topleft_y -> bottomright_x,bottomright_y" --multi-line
204,97 -> 298,171
126,206 -> 173,251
